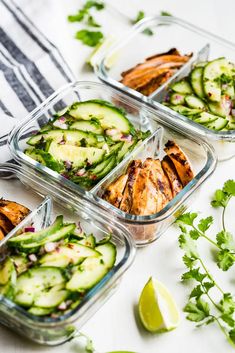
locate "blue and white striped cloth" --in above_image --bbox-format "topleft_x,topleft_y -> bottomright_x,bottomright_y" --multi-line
0,0 -> 75,162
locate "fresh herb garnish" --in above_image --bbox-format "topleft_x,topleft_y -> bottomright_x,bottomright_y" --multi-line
177,180 -> 235,271
160,11 -> 172,16
131,10 -> 153,36
75,29 -> 104,47
178,230 -> 235,348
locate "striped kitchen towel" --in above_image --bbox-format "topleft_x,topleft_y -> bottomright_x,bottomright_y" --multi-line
0,0 -> 76,163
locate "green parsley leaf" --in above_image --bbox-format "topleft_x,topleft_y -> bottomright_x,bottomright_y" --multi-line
216,231 -> 235,251
217,249 -> 235,271
182,268 -> 206,282
75,30 -> 103,47
184,298 -> 210,322
223,179 -> 235,196
160,11 -> 172,16
198,216 -> 213,232
179,233 -> 199,259
211,189 -> 230,208
177,212 -> 198,226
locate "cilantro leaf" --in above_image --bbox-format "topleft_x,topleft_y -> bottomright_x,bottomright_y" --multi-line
184,299 -> 210,322
177,212 -> 198,226
179,233 -> 199,259
198,216 -> 213,232
182,254 -> 196,269
220,293 -> 235,314
142,28 -> 154,36
217,249 -> 235,271
223,180 -> 235,196
75,30 -> 103,47
132,10 -> 145,24
182,268 -> 206,282
160,11 -> 172,16
211,189 -> 230,208
190,229 -> 200,240
189,285 -> 204,299
68,9 -> 87,22
87,15 -> 101,27
216,231 -> 235,251
221,313 -> 235,328
203,281 -> 214,292
229,329 -> 235,344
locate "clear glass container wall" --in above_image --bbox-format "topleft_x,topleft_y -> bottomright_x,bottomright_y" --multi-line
0,164 -> 135,345
97,16 -> 235,161
9,82 -> 217,246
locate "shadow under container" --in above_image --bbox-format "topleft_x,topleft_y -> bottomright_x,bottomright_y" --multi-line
9,81 -> 217,246
97,15 -> 235,161
0,163 -> 135,345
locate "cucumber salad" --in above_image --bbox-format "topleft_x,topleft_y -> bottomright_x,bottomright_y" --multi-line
164,57 -> 235,131
0,216 -> 116,317
25,100 -> 150,189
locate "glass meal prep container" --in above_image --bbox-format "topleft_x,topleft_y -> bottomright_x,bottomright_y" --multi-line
9,81 -> 216,246
96,15 -> 235,161
0,163 -> 135,345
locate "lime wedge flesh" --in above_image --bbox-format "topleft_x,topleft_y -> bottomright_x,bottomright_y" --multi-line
138,277 -> 180,333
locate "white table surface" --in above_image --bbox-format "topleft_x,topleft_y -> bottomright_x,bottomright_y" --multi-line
2,1 -> 235,352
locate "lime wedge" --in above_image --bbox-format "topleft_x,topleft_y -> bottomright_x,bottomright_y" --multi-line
87,36 -> 118,68
138,277 -> 180,333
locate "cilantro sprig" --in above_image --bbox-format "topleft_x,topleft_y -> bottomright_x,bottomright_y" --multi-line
131,10 -> 172,36
179,231 -> 235,347
177,180 -> 235,271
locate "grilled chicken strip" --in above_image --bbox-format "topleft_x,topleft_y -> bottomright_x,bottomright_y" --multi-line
119,160 -> 142,213
0,213 -> 14,235
130,159 -> 158,215
0,228 -> 4,241
164,141 -> 194,187
161,156 -> 183,197
153,159 -> 173,206
0,199 -> 30,226
103,174 -> 128,208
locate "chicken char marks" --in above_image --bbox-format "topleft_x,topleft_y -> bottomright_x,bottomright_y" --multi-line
102,141 -> 194,216
120,48 -> 192,96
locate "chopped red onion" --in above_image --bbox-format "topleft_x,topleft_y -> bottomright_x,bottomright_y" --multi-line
77,221 -> 83,233
76,168 -> 86,176
64,160 -> 72,170
106,128 -> 118,136
232,109 -> 235,117
120,134 -> 132,142
58,116 -> 66,122
59,140 -> 66,145
102,143 -> 110,153
24,227 -> 35,233
61,173 -> 69,179
44,242 -> 57,253
28,254 -> 37,262
58,302 -> 67,310
53,119 -> 68,129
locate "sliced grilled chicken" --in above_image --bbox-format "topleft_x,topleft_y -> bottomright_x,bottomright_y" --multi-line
137,70 -> 176,96
0,199 -> 30,226
161,156 -> 183,197
103,174 -> 128,208
146,48 -> 181,60
0,228 -> 4,241
130,159 -> 158,215
119,160 -> 142,213
0,213 -> 14,235
164,141 -> 194,187
153,159 -> 173,204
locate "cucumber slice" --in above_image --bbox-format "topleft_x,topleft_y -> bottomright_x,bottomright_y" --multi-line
190,67 -> 205,98
208,95 -> 231,118
117,139 -> 137,162
70,120 -> 103,134
78,235 -> 96,248
69,100 -> 135,135
0,257 -> 16,285
25,148 -> 64,172
15,267 -> 65,307
170,80 -> 193,94
194,112 -> 219,124
89,156 -> 113,176
25,149 -> 46,166
169,105 -> 202,116
48,142 -> 105,168
66,242 -> 116,292
40,243 -> 100,267
185,95 -> 207,109
8,215 -> 63,246
195,61 -> 207,68
27,130 -> 103,148
95,155 -> 117,179
206,117 -> 228,131
34,288 -> 69,308
11,255 -> 28,274
169,92 -> 186,105
226,120 -> 235,130
19,224 -> 76,250
28,307 -> 53,316
203,58 -> 232,102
